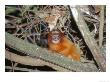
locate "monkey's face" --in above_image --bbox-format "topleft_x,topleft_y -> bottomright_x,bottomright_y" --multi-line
52,34 -> 60,44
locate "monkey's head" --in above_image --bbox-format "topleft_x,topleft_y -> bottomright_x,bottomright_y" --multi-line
48,29 -> 64,44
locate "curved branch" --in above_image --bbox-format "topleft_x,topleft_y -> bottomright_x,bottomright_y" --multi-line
5,50 -> 70,71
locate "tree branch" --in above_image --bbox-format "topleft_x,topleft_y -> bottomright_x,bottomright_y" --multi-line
70,5 -> 106,71
5,50 -> 70,71
5,66 -> 40,72
5,32 -> 99,72
99,6 -> 105,48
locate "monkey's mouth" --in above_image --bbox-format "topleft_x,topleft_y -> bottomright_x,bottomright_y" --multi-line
52,40 -> 60,44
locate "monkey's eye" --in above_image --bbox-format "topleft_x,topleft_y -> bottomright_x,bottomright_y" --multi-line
52,35 -> 60,41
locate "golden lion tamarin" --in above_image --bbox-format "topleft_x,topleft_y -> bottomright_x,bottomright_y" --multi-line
48,29 -> 80,61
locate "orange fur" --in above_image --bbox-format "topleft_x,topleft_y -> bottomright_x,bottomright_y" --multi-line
48,31 -> 80,61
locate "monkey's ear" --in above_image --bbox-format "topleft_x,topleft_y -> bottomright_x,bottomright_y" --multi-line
60,32 -> 65,38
